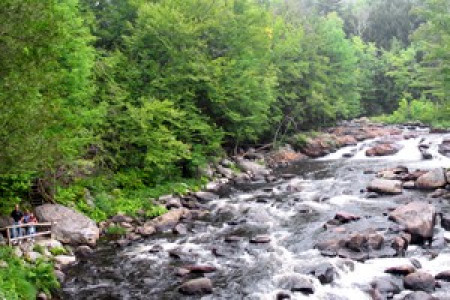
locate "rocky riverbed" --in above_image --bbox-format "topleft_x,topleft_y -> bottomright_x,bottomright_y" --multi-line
60,122 -> 450,300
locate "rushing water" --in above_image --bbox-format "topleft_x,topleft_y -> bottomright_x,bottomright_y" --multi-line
62,129 -> 450,300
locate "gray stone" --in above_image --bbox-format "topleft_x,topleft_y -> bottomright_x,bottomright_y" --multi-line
389,202 -> 436,243
35,204 -> 100,245
235,158 -> 270,176
178,278 -> 213,295
367,179 -> 403,195
404,272 -> 435,293
416,168 -> 447,190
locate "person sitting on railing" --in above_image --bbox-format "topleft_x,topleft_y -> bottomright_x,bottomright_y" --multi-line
23,210 -> 38,237
10,204 -> 23,239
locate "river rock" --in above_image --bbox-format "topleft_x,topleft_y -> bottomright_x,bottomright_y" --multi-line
371,277 -> 401,298
402,291 -> 437,300
277,274 -> 314,295
184,264 -> 217,273
178,278 -> 213,295
276,292 -> 291,300
385,265 -> 416,275
173,223 -> 187,235
366,143 -> 401,157
194,191 -> 219,203
145,208 -> 189,231
403,271 -> 435,292
389,202 -> 436,244
75,245 -> 94,259
54,270 -> 65,283
416,168 -> 447,189
216,165 -> 234,178
135,225 -> 156,237
367,179 -> 403,194
35,204 -> 100,245
307,263 -> 336,284
26,251 -> 43,263
403,181 -> 416,189
435,270 -> 450,281
235,158 -> 270,176
165,197 -> 182,209
250,235 -> 271,244
54,255 -> 76,266
334,212 -> 360,224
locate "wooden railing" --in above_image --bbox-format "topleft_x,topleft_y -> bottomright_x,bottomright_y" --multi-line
0,222 -> 55,246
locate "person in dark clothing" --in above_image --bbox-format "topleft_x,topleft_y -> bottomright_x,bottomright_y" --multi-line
10,204 -> 23,239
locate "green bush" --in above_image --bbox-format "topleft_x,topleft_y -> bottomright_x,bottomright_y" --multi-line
105,225 -> 127,236
0,247 -> 58,300
49,247 -> 67,256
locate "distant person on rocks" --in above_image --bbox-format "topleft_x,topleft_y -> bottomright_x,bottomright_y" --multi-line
10,204 -> 23,239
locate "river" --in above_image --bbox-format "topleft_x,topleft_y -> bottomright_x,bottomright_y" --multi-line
61,127 -> 450,299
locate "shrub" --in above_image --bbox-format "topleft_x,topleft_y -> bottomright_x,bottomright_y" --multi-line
49,247 -> 67,256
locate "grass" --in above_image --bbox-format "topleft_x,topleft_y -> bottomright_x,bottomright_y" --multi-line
49,247 -> 67,256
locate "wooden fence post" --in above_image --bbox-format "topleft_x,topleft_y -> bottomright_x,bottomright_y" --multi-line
6,227 -> 10,246
51,222 -> 55,240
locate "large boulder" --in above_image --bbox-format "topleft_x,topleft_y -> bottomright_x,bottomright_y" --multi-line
389,202 -> 436,244
403,272 -> 435,293
144,208 -> 189,231
367,179 -> 403,195
35,204 -> 100,245
178,278 -> 213,295
235,158 -> 270,176
366,143 -> 402,157
416,168 -> 447,190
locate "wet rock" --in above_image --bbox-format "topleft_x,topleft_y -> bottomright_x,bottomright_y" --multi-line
366,143 -> 401,157
25,251 -> 42,263
175,268 -> 190,277
149,245 -> 163,253
54,269 -> 65,283
403,181 -> 416,189
368,233 -> 384,250
135,225 -> 156,237
385,265 -> 416,276
334,212 -> 361,224
315,239 -> 346,254
194,191 -> 219,203
367,179 -> 403,195
416,168 -> 447,190
403,271 -> 435,292
236,158 -> 270,176
216,165 -> 234,178
211,247 -> 227,257
367,192 -> 379,199
250,235 -> 271,244
392,235 -> 410,256
281,174 -> 297,180
35,204 -> 100,245
146,208 -> 189,231
371,277 -> 401,298
346,233 -> 368,252
75,245 -> 93,259
54,255 -> 76,267
225,236 -> 242,243
337,249 -> 369,262
389,202 -> 436,244
307,263 -> 336,284
165,197 -> 182,209
277,274 -> 314,295
435,270 -> 450,281
173,223 -> 187,235
410,258 -> 422,269
276,291 -> 291,300
178,278 -> 213,295
402,291 -> 437,300
184,264 -> 217,273
441,214 -> 450,231
421,150 -> 433,160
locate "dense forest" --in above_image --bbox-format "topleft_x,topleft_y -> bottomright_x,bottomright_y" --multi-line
1,0 -> 450,221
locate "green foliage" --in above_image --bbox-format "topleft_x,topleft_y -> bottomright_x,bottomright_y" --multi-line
32,245 -> 46,256
105,225 -> 127,236
375,98 -> 438,125
49,247 -> 68,256
0,173 -> 33,215
0,247 -> 58,300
